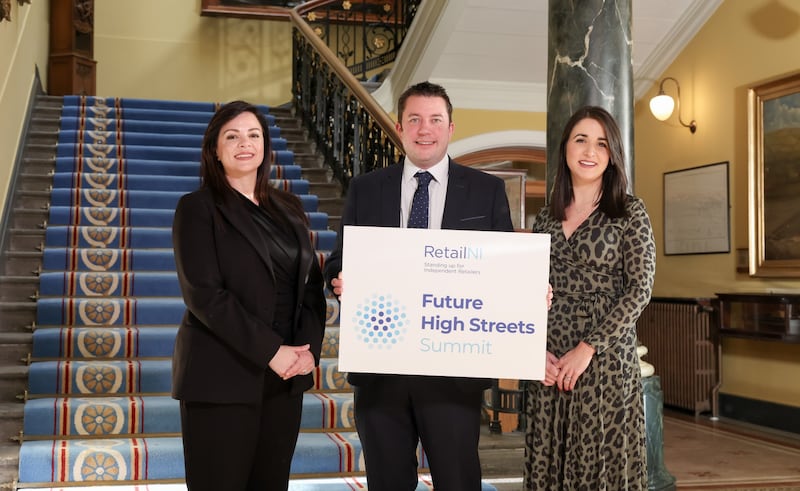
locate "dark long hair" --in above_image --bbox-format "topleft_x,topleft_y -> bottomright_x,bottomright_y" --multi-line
550,105 -> 629,220
200,100 -> 307,224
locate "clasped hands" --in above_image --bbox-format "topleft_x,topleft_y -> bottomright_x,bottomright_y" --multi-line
542,341 -> 595,391
268,344 -> 315,380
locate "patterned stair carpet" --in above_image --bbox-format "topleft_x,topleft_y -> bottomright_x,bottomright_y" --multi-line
18,96 -> 496,490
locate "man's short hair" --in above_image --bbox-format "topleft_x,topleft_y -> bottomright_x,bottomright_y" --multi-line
397,81 -> 453,123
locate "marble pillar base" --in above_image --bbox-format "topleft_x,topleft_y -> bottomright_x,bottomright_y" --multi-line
644,376 -> 676,491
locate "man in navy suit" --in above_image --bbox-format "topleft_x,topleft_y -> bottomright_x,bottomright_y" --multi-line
324,81 -> 514,491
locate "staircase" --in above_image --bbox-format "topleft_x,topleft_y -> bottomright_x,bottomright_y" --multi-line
272,105 -> 344,232
0,94 -> 524,491
0,93 -> 61,487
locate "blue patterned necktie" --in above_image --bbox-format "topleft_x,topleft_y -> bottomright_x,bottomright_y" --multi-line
408,171 -> 433,229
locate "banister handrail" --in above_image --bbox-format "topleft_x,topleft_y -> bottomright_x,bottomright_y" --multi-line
295,0 -> 338,15
288,8 -> 401,150
289,4 -> 410,190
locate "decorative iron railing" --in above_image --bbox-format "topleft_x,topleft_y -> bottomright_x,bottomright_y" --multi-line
290,6 -> 408,191
303,0 -> 419,80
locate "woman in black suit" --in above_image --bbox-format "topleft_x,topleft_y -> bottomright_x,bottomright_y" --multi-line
171,100 -> 326,490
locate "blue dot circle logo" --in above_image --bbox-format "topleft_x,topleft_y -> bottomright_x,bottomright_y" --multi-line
352,294 -> 408,350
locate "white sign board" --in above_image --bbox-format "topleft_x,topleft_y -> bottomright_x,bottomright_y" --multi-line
338,226 -> 550,380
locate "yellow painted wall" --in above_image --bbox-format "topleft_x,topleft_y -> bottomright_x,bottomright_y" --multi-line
0,1 -> 49,218
634,0 -> 800,407
451,108 -> 546,140
94,0 -> 293,106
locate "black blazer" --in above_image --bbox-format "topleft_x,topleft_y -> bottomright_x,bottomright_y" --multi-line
324,158 -> 514,390
172,188 -> 326,403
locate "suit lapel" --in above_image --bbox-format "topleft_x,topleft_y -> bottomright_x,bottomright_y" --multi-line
219,194 -> 315,328
287,210 -> 313,304
216,197 -> 276,282
442,159 -> 467,229
380,163 -> 403,226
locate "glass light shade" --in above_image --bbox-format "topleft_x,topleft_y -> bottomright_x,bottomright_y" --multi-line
649,94 -> 675,121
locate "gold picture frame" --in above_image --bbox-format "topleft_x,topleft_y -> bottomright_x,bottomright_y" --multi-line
748,71 -> 800,277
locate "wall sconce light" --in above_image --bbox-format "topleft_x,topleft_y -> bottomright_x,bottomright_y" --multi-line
649,76 -> 697,134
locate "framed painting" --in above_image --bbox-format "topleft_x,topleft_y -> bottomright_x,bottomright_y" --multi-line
483,169 -> 527,231
748,71 -> 800,277
663,162 -> 730,255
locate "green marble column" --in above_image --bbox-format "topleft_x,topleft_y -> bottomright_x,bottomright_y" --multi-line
643,376 -> 676,491
547,0 -> 635,195
547,2 -> 676,487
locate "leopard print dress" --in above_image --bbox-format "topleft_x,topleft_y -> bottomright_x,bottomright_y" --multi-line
524,196 -> 656,490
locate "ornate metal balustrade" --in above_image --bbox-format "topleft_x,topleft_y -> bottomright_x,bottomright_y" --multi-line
289,6 -> 410,191
304,0 -> 418,81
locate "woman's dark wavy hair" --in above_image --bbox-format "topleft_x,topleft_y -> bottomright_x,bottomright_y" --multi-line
550,105 -> 629,221
200,100 -> 307,225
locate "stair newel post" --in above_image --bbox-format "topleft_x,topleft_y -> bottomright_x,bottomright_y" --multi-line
48,0 -> 96,96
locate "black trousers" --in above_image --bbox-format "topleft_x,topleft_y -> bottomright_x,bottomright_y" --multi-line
179,371 -> 303,491
354,375 -> 483,491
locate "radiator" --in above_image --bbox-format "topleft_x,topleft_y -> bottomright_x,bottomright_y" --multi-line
635,298 -> 718,416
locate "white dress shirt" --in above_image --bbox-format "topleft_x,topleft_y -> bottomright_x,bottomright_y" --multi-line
400,156 -> 449,229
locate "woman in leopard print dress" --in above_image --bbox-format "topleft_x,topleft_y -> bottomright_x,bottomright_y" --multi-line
524,106 -> 656,490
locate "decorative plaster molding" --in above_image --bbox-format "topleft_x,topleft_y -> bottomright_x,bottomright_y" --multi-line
634,0 -> 723,99
430,78 -> 546,112
448,130 -> 546,159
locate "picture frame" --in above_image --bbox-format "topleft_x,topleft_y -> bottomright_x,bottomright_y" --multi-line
748,71 -> 800,277
663,162 -> 730,255
483,169 -> 527,231
736,248 -> 749,274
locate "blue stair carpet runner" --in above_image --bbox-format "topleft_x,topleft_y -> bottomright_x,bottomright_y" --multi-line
19,96 -> 497,490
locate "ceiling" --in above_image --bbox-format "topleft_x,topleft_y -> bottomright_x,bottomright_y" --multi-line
373,0 -> 723,115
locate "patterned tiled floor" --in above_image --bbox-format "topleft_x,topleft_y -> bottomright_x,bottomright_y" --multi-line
663,415 -> 800,490
484,412 -> 800,491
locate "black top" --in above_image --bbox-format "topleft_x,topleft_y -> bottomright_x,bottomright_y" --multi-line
244,195 -> 300,342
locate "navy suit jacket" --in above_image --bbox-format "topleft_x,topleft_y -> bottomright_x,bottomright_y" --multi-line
172,188 -> 327,403
324,158 -> 514,390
